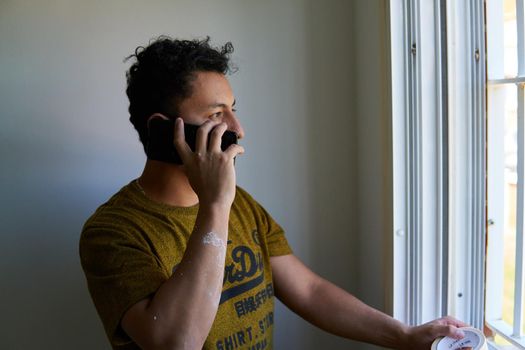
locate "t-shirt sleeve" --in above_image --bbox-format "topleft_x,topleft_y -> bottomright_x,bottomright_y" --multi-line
257,204 -> 293,256
236,187 -> 293,257
79,214 -> 169,347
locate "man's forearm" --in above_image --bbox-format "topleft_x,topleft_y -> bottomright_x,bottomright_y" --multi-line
129,203 -> 230,349
299,278 -> 408,349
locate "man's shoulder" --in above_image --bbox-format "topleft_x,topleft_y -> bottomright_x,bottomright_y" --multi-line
234,185 -> 251,200
81,181 -> 141,234
233,185 -> 260,207
232,186 -> 271,221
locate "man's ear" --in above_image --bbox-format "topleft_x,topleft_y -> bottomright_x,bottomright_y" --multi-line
146,113 -> 169,128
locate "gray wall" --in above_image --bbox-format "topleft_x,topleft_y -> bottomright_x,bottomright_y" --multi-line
0,0 -> 392,349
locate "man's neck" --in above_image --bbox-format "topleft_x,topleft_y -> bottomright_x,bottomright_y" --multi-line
137,160 -> 198,207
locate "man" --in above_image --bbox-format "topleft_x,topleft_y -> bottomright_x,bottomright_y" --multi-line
80,37 -> 467,350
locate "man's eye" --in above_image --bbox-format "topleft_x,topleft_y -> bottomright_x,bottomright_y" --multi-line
232,108 -> 237,113
211,112 -> 222,118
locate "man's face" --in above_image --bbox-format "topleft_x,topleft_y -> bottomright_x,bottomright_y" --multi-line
177,71 -> 245,139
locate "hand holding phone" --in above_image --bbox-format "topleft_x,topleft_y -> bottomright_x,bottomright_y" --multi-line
171,118 -> 245,207
146,119 -> 238,165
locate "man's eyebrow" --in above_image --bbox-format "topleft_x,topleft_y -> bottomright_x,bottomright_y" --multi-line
207,99 -> 236,108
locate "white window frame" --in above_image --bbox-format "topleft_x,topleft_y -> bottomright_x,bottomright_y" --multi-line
390,0 -> 487,339
446,0 -> 486,330
391,0 -> 447,325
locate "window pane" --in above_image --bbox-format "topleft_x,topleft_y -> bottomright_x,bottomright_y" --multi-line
488,83 -> 518,327
504,0 -> 518,77
487,0 -> 518,79
504,84 -> 517,327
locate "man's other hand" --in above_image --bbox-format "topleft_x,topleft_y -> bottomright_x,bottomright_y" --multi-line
399,316 -> 470,349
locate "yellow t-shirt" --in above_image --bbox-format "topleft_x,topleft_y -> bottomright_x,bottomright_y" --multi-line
79,181 -> 292,350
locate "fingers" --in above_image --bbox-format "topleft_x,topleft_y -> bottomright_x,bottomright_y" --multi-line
209,122 -> 228,152
444,316 -> 470,328
195,119 -> 222,154
173,118 -> 192,164
196,120 -> 241,160
435,316 -> 470,329
434,323 -> 466,340
224,144 -> 245,159
174,118 -> 243,164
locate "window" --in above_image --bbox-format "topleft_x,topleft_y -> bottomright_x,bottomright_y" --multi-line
390,0 -> 487,341
392,0 -> 525,349
486,0 -> 525,348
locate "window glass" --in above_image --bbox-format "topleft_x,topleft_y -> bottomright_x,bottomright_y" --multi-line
486,0 -> 517,79
503,0 -> 518,78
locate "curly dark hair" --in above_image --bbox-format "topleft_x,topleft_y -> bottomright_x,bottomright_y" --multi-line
125,36 -> 234,151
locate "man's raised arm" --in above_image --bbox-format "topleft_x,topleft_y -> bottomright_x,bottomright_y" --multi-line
121,118 -> 244,350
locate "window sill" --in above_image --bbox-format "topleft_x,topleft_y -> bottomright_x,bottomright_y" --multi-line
487,319 -> 525,349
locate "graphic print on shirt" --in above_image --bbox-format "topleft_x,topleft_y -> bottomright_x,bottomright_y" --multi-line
221,229 -> 264,303
215,310 -> 274,350
219,229 -> 275,350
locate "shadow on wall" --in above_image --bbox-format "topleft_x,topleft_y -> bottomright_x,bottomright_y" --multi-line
301,1 -> 361,349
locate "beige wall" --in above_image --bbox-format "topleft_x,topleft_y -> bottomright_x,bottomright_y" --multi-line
353,0 -> 393,312
352,2 -> 393,350
0,1 -> 391,349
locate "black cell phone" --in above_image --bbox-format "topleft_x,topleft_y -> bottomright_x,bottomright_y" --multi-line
146,119 -> 238,165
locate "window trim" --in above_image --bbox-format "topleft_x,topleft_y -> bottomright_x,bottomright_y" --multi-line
443,0 -> 486,330
391,0 -> 449,325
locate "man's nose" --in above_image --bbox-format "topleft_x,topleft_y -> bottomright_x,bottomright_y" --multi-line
227,114 -> 245,140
